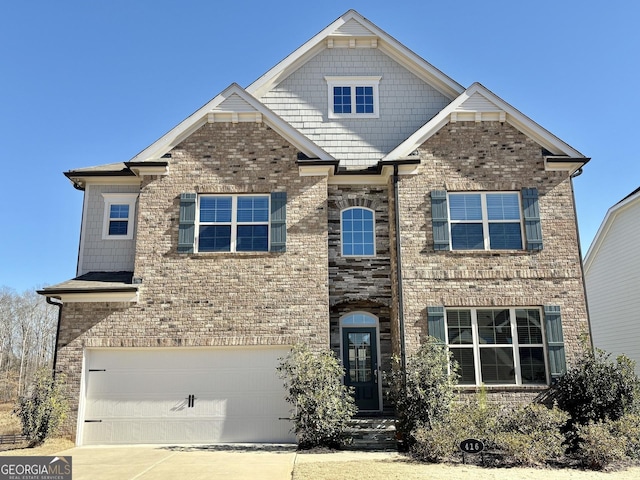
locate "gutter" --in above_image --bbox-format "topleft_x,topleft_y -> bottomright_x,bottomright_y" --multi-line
45,297 -> 63,378
570,168 -> 595,352
392,164 -> 408,383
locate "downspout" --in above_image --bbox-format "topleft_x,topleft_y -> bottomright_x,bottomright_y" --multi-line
393,165 -> 407,383
46,297 -> 63,379
569,168 -> 595,352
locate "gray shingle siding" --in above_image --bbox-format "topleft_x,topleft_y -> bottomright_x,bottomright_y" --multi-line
260,47 -> 451,167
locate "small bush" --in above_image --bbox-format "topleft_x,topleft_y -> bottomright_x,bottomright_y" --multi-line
387,337 -> 457,443
412,422 -> 458,462
411,390 -> 502,462
551,346 -> 640,428
277,344 -> 356,449
575,421 -> 627,470
612,413 -> 640,459
496,404 -> 568,466
16,369 -> 68,446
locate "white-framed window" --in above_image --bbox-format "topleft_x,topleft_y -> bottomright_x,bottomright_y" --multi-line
446,308 -> 547,386
448,192 -> 523,250
196,194 -> 269,252
101,193 -> 137,240
341,207 -> 375,257
325,76 -> 381,119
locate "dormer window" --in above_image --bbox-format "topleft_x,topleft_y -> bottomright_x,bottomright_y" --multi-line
325,76 -> 381,119
102,193 -> 137,240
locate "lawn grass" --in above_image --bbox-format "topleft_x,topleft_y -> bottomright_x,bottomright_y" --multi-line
0,403 -> 21,435
0,402 -> 74,455
293,458 -> 640,480
0,438 -> 75,456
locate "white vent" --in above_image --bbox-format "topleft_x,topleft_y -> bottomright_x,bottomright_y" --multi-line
334,18 -> 376,37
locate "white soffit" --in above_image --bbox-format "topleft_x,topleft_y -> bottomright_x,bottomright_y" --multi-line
384,82 -> 586,161
129,84 -> 334,163
246,10 -> 464,100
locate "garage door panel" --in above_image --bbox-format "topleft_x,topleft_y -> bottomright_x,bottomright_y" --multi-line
82,347 -> 294,445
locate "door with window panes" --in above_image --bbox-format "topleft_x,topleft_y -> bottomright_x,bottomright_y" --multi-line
342,327 -> 379,410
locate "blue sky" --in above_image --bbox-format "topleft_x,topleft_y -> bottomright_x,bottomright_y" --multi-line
1,1 -> 638,292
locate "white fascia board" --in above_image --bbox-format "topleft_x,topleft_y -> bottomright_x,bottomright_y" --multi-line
384,83 -> 586,161
246,10 -> 463,100
298,162 -> 418,185
129,84 -> 333,163
584,191 -> 640,272
49,291 -> 139,303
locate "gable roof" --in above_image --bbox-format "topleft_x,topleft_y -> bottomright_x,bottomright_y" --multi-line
383,82 -> 589,172
129,83 -> 334,163
246,9 -> 464,100
584,187 -> 640,272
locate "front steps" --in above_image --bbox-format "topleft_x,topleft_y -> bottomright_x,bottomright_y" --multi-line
344,416 -> 397,451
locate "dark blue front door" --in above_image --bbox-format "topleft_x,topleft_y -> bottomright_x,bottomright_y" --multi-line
342,327 -> 379,411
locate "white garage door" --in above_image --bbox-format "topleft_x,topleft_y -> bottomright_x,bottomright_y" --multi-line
80,347 -> 294,445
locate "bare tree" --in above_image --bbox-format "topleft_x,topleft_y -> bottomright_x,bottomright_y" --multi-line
0,287 -> 57,402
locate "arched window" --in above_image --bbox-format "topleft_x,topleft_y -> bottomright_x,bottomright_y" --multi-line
341,312 -> 378,326
341,207 -> 375,256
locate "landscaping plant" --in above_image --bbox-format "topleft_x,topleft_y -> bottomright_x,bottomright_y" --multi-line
277,344 -> 356,449
16,369 -> 68,446
387,336 -> 457,446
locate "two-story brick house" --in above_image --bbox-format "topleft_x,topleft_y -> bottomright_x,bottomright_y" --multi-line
39,10 -> 590,446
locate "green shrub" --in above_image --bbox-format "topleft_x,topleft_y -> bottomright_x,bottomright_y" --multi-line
575,421 -> 627,470
387,337 -> 457,443
412,422 -> 458,462
412,397 -> 568,466
551,346 -> 640,428
277,344 -> 356,449
612,413 -> 640,459
410,389 -> 501,462
16,369 -> 68,446
495,404 -> 568,466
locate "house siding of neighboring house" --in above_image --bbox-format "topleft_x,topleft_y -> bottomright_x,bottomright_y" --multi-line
39,10 -> 590,445
584,188 -> 640,375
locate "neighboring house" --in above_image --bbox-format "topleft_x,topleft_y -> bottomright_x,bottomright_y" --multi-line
584,187 -> 640,374
39,10 -> 590,446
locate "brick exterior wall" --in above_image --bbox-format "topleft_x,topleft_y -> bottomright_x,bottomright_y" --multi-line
56,120 -> 590,436
391,121 -> 589,403
56,121 -> 331,437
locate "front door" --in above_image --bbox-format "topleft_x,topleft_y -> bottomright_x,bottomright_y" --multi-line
342,327 -> 379,411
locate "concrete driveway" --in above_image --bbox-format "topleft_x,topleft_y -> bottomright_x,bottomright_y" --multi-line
56,444 -> 297,480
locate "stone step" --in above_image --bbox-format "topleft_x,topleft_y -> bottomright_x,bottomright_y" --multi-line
344,416 -> 398,451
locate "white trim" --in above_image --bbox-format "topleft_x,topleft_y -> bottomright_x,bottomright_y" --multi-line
384,82 -> 586,162
246,10 -> 463,100
584,189 -> 640,272
297,163 -> 419,184
51,291 -> 139,303
77,184 -> 90,276
340,206 -> 376,257
129,84 -> 334,163
445,307 -> 548,387
339,312 -> 383,412
101,193 -> 138,240
76,350 -> 87,446
325,76 -> 381,119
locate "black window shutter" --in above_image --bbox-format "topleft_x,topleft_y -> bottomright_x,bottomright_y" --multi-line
431,190 -> 450,251
522,188 -> 543,251
427,306 -> 447,344
178,193 -> 196,253
544,305 -> 566,381
270,192 -> 287,252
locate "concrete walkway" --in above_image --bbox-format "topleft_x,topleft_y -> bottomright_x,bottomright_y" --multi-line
56,444 -> 298,480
